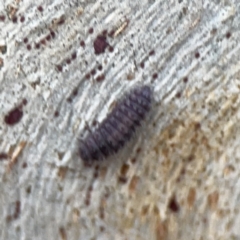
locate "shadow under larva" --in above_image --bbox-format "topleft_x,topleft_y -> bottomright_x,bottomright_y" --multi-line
78,84 -> 153,163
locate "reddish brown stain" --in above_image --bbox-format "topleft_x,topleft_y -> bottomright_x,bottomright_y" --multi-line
118,176 -> 128,184
88,27 -> 94,34
46,34 -> 51,41
183,77 -> 188,83
12,16 -> 18,23
71,52 -> 77,60
56,65 -> 62,72
35,43 -> 40,49
102,29 -> 108,36
93,35 -> 108,55
37,6 -> 44,12
97,65 -> 103,71
108,46 -> 114,52
50,31 -> 56,38
23,38 -> 28,44
20,16 -> 25,22
168,195 -> 180,213
226,32 -> 231,39
40,39 -> 46,45
85,73 -> 91,79
22,162 -> 27,168
0,152 -> 8,160
54,111 -> 59,117
4,107 -> 23,126
149,50 -> 155,56
152,73 -> 158,79
96,74 -> 105,82
140,61 -> 145,69
91,69 -> 96,75
0,15 -> 5,22
80,40 -> 85,47
195,52 -> 200,58
26,44 -> 32,50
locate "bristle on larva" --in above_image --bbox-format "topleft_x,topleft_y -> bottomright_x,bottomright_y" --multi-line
78,85 -> 152,162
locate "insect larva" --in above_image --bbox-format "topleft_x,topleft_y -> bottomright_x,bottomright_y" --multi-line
78,85 -> 152,162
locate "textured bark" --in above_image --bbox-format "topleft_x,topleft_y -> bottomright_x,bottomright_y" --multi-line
1,0 -> 240,239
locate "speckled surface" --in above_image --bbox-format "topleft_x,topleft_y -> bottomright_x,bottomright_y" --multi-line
0,0 -> 240,239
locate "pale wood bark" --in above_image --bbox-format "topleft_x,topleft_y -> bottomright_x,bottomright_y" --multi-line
0,0 -> 240,239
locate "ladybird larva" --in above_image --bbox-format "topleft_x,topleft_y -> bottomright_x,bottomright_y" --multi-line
78,85 -> 152,162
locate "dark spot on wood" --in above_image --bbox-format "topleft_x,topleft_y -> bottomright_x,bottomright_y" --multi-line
183,77 -> 188,83
37,6 -> 44,12
0,152 -> 8,160
98,65 -> 103,71
71,52 -> 77,60
20,16 -> 25,22
140,61 -> 145,68
88,27 -> 94,34
0,15 -> 5,22
152,73 -> 158,79
176,92 -> 181,98
118,176 -> 128,184
80,40 -> 85,47
26,186 -> 31,194
46,34 -> 51,41
93,35 -> 108,55
72,88 -> 78,96
56,65 -> 62,72
96,74 -> 105,82
40,39 -> 46,45
136,147 -> 141,154
120,163 -> 129,176
22,99 -> 28,106
54,111 -> 59,117
226,32 -> 231,39
66,58 -> 71,64
168,195 -> 179,213
109,46 -> 114,52
108,29 -> 115,38
131,158 -> 137,164
35,43 -> 40,49
85,73 -> 91,79
4,107 -> 23,126
91,69 -> 96,75
0,45 -> 7,54
26,44 -> 32,50
12,16 -> 18,23
22,162 -> 27,168
23,38 -> 28,44
188,154 -> 194,162
50,31 -> 56,38
149,50 -> 155,56
102,29 -> 108,36
195,52 -> 200,58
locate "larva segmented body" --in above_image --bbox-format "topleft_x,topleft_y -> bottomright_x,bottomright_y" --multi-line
79,85 -> 152,162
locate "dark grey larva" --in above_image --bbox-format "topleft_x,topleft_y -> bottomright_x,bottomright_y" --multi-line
78,85 -> 152,162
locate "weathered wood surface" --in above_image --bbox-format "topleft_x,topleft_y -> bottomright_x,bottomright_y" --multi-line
1,0 -> 240,239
